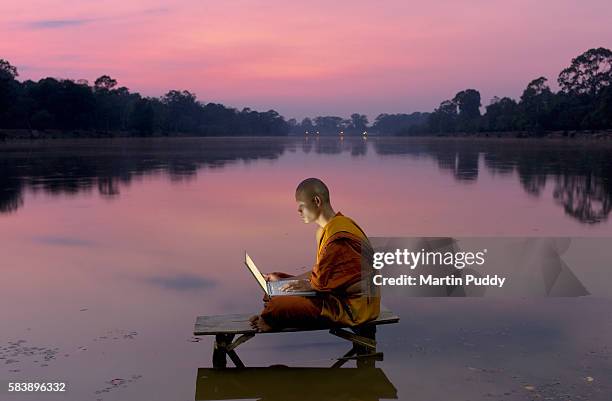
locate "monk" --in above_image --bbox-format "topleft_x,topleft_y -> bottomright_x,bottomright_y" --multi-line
249,178 -> 380,332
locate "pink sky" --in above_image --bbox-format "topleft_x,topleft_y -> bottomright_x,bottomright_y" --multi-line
1,0 -> 611,120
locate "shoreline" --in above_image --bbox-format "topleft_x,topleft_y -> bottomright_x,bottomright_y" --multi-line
1,128 -> 612,141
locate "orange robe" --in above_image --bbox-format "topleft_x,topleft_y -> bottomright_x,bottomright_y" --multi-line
261,212 -> 380,329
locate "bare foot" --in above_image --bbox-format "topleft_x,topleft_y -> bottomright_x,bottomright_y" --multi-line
248,315 -> 273,332
256,317 -> 273,332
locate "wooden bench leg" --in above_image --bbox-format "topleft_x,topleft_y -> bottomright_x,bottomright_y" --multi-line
331,346 -> 357,368
227,350 -> 245,368
330,325 -> 381,368
353,325 -> 377,368
212,334 -> 234,368
352,325 -> 376,344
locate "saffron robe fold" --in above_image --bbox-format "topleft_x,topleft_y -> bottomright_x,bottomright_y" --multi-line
260,212 -> 380,329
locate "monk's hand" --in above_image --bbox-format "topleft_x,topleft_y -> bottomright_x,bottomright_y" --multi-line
263,272 -> 292,282
280,280 -> 312,292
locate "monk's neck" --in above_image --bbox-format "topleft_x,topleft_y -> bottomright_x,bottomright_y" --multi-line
315,206 -> 337,228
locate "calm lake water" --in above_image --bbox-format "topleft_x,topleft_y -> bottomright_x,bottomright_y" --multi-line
1,136 -> 612,401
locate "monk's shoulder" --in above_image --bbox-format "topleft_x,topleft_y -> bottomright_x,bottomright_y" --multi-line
328,231 -> 365,244
320,232 -> 363,256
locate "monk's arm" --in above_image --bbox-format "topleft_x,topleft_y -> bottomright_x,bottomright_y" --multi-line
310,239 -> 360,292
266,268 -> 310,281
294,271 -> 312,280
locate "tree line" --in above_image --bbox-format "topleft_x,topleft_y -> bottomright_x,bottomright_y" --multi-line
0,64 -> 289,136
1,47 -> 611,137
290,47 -> 612,136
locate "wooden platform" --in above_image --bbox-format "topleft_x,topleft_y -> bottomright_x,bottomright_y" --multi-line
194,308 -> 399,335
193,308 -> 399,368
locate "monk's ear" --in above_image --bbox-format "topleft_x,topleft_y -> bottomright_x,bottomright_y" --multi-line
313,195 -> 322,207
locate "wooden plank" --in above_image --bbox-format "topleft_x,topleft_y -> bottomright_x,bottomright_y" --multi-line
194,307 -> 399,336
226,333 -> 255,351
329,328 -> 376,349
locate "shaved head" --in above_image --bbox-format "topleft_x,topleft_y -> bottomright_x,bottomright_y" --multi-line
295,178 -> 334,224
296,178 -> 330,204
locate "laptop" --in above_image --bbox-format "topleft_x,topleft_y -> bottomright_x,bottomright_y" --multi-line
244,252 -> 316,297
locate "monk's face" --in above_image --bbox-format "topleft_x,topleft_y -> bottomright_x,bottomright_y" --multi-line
295,190 -> 321,223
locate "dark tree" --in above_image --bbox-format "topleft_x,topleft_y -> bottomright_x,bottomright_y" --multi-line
287,118 -> 298,133
300,117 -> 314,134
313,116 -> 344,134
0,59 -> 18,80
453,89 -> 481,132
372,113 -> 429,135
484,96 -> 519,132
94,75 -> 118,92
349,113 -> 369,133
91,76 -> 137,131
0,59 -> 19,124
428,99 -> 458,133
582,86 -> 612,129
558,47 -> 612,96
22,77 -> 96,130
518,77 -> 554,133
130,97 -> 155,135
162,90 -> 201,133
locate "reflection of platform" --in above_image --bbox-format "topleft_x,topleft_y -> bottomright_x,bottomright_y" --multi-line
195,367 -> 398,400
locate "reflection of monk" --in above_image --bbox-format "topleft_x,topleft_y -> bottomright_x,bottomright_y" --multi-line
249,178 -> 380,332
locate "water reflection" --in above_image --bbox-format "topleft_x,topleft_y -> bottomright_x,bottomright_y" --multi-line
195,366 -> 397,400
0,137 -> 287,213
1,137 -> 611,224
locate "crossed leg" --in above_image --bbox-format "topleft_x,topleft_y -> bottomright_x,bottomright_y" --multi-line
249,295 -> 325,332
